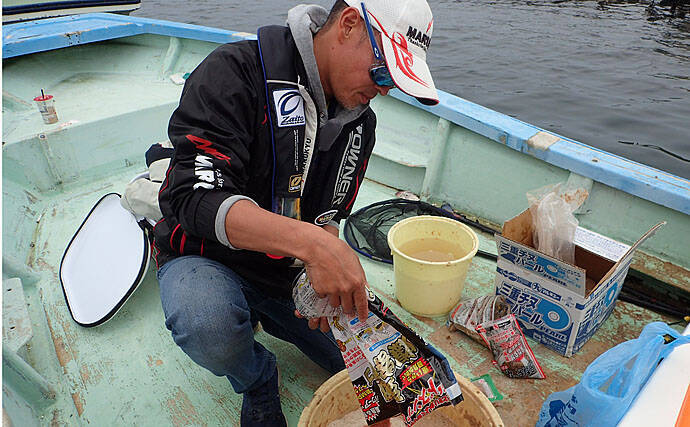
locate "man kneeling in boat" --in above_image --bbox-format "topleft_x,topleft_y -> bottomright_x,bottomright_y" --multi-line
152,1 -> 438,425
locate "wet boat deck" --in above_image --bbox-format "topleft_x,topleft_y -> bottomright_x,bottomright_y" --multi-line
12,166 -> 680,427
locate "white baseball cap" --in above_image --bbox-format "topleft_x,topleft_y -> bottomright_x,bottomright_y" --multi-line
345,0 -> 438,106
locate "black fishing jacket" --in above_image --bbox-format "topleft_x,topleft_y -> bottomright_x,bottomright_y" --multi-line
154,26 -> 377,298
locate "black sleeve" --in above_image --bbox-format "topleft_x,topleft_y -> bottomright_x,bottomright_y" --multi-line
160,42 -> 261,242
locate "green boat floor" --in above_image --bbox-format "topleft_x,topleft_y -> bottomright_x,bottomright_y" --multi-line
17,167 -> 677,427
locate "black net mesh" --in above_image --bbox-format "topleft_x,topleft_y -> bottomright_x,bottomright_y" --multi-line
343,199 -> 454,264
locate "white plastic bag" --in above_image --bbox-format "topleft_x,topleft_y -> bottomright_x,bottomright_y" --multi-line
526,183 -> 587,265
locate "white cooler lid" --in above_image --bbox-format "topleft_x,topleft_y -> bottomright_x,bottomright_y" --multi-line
59,193 -> 150,327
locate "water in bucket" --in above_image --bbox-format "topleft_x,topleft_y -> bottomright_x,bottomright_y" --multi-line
398,238 -> 463,263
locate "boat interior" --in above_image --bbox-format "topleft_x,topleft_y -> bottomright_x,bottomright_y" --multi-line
2,30 -> 687,426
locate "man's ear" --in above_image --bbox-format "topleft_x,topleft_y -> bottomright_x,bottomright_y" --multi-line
337,7 -> 361,42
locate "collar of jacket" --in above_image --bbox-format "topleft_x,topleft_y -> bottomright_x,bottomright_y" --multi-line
265,19 -> 371,152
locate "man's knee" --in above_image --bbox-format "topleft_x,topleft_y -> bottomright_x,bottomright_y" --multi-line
167,301 -> 254,376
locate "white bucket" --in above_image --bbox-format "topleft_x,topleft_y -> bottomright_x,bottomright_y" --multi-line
387,216 -> 479,317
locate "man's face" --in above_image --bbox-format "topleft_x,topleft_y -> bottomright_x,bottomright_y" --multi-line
330,22 -> 392,110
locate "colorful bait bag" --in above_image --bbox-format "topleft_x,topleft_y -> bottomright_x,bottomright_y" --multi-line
476,314 -> 545,379
293,270 -> 464,426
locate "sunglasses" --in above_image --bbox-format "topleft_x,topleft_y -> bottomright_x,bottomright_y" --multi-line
361,2 -> 395,88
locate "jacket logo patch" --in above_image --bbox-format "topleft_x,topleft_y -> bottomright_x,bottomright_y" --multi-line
288,174 -> 302,193
314,209 -> 338,226
273,89 -> 305,127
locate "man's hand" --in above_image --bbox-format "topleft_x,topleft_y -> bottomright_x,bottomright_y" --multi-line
291,223 -> 353,334
303,231 -> 369,322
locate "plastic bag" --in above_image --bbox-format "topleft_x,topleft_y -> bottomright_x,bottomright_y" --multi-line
536,322 -> 690,427
448,295 -> 511,346
526,183 -> 587,265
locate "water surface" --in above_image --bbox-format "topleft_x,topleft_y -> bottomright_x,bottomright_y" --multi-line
134,0 -> 690,179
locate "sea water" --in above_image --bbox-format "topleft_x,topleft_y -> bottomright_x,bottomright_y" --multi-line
134,0 -> 690,179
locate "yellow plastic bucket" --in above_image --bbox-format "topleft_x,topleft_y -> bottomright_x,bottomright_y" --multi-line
298,370 -> 504,426
387,216 -> 479,317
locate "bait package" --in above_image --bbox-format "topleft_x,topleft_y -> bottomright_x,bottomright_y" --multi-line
448,295 -> 511,346
447,295 -> 544,380
292,270 -> 464,426
476,314 -> 545,380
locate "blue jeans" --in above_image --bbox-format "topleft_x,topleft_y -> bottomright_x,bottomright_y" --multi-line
157,255 -> 345,394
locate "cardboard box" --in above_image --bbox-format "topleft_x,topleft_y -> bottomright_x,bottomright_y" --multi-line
494,208 -> 664,357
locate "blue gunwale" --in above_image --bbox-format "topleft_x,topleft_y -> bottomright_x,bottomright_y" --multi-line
1,12 -> 255,60
3,13 -> 688,215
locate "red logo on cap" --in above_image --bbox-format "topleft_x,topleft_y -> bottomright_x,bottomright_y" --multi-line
427,19 -> 433,33
391,33 -> 429,88
368,12 -> 430,89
